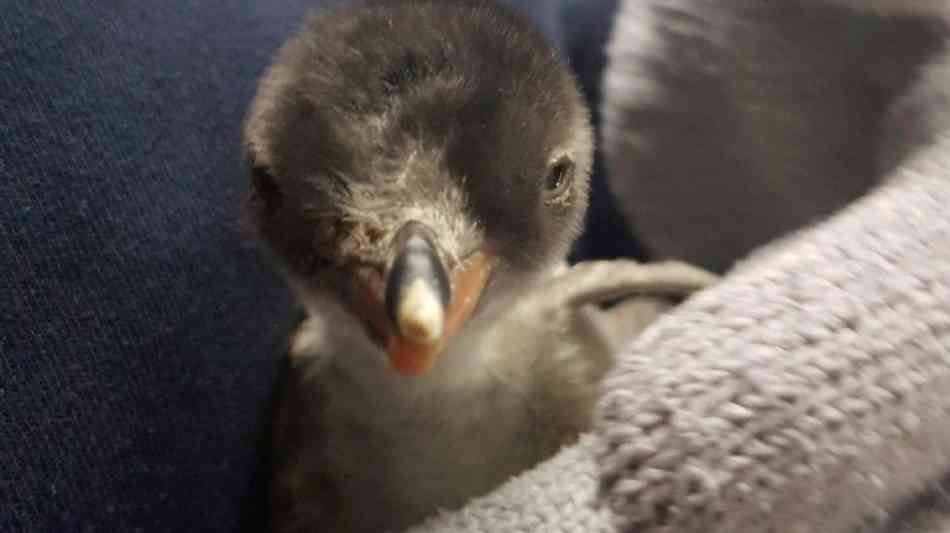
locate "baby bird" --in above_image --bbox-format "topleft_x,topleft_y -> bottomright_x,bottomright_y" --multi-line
243,1 -> 716,531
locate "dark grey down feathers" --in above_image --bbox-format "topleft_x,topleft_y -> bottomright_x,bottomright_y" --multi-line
243,1 -> 715,532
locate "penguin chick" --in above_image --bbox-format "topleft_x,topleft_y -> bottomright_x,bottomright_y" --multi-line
243,1 -> 717,531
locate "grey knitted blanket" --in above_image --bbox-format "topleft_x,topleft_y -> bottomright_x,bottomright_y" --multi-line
408,1 -> 950,532
409,166 -> 950,533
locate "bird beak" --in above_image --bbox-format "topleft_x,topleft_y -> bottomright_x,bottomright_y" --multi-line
351,222 -> 493,377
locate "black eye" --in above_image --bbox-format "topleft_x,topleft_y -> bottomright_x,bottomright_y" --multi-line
249,161 -> 282,211
543,157 -> 575,199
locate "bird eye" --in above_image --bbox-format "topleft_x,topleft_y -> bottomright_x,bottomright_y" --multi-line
543,157 -> 575,200
249,162 -> 283,211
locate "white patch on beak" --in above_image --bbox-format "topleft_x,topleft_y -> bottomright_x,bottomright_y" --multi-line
396,277 -> 446,345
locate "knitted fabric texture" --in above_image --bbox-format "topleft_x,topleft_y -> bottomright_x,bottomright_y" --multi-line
407,435 -> 612,533
408,155 -> 950,533
597,165 -> 950,532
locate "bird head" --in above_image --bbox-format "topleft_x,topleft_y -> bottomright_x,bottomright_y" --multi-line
243,0 -> 593,377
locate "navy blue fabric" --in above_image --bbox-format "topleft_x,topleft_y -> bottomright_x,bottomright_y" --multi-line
0,2 -> 315,530
0,1 -> 617,531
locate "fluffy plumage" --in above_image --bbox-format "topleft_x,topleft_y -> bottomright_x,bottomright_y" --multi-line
245,0 -> 593,281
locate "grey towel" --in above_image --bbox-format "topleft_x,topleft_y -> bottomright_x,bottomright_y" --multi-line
408,147 -> 950,533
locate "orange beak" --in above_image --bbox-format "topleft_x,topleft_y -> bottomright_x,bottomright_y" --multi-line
386,251 -> 492,376
349,227 -> 493,377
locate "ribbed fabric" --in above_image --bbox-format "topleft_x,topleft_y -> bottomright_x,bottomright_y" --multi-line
598,165 -> 950,533
595,3 -> 950,529
0,1 -> 312,530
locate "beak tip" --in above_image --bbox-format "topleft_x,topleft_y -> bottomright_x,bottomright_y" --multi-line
387,336 -> 441,376
398,320 -> 444,345
395,278 -> 446,344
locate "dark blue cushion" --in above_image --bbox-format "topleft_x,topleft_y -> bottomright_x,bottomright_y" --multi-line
0,1 -> 621,530
1,2 -> 314,530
